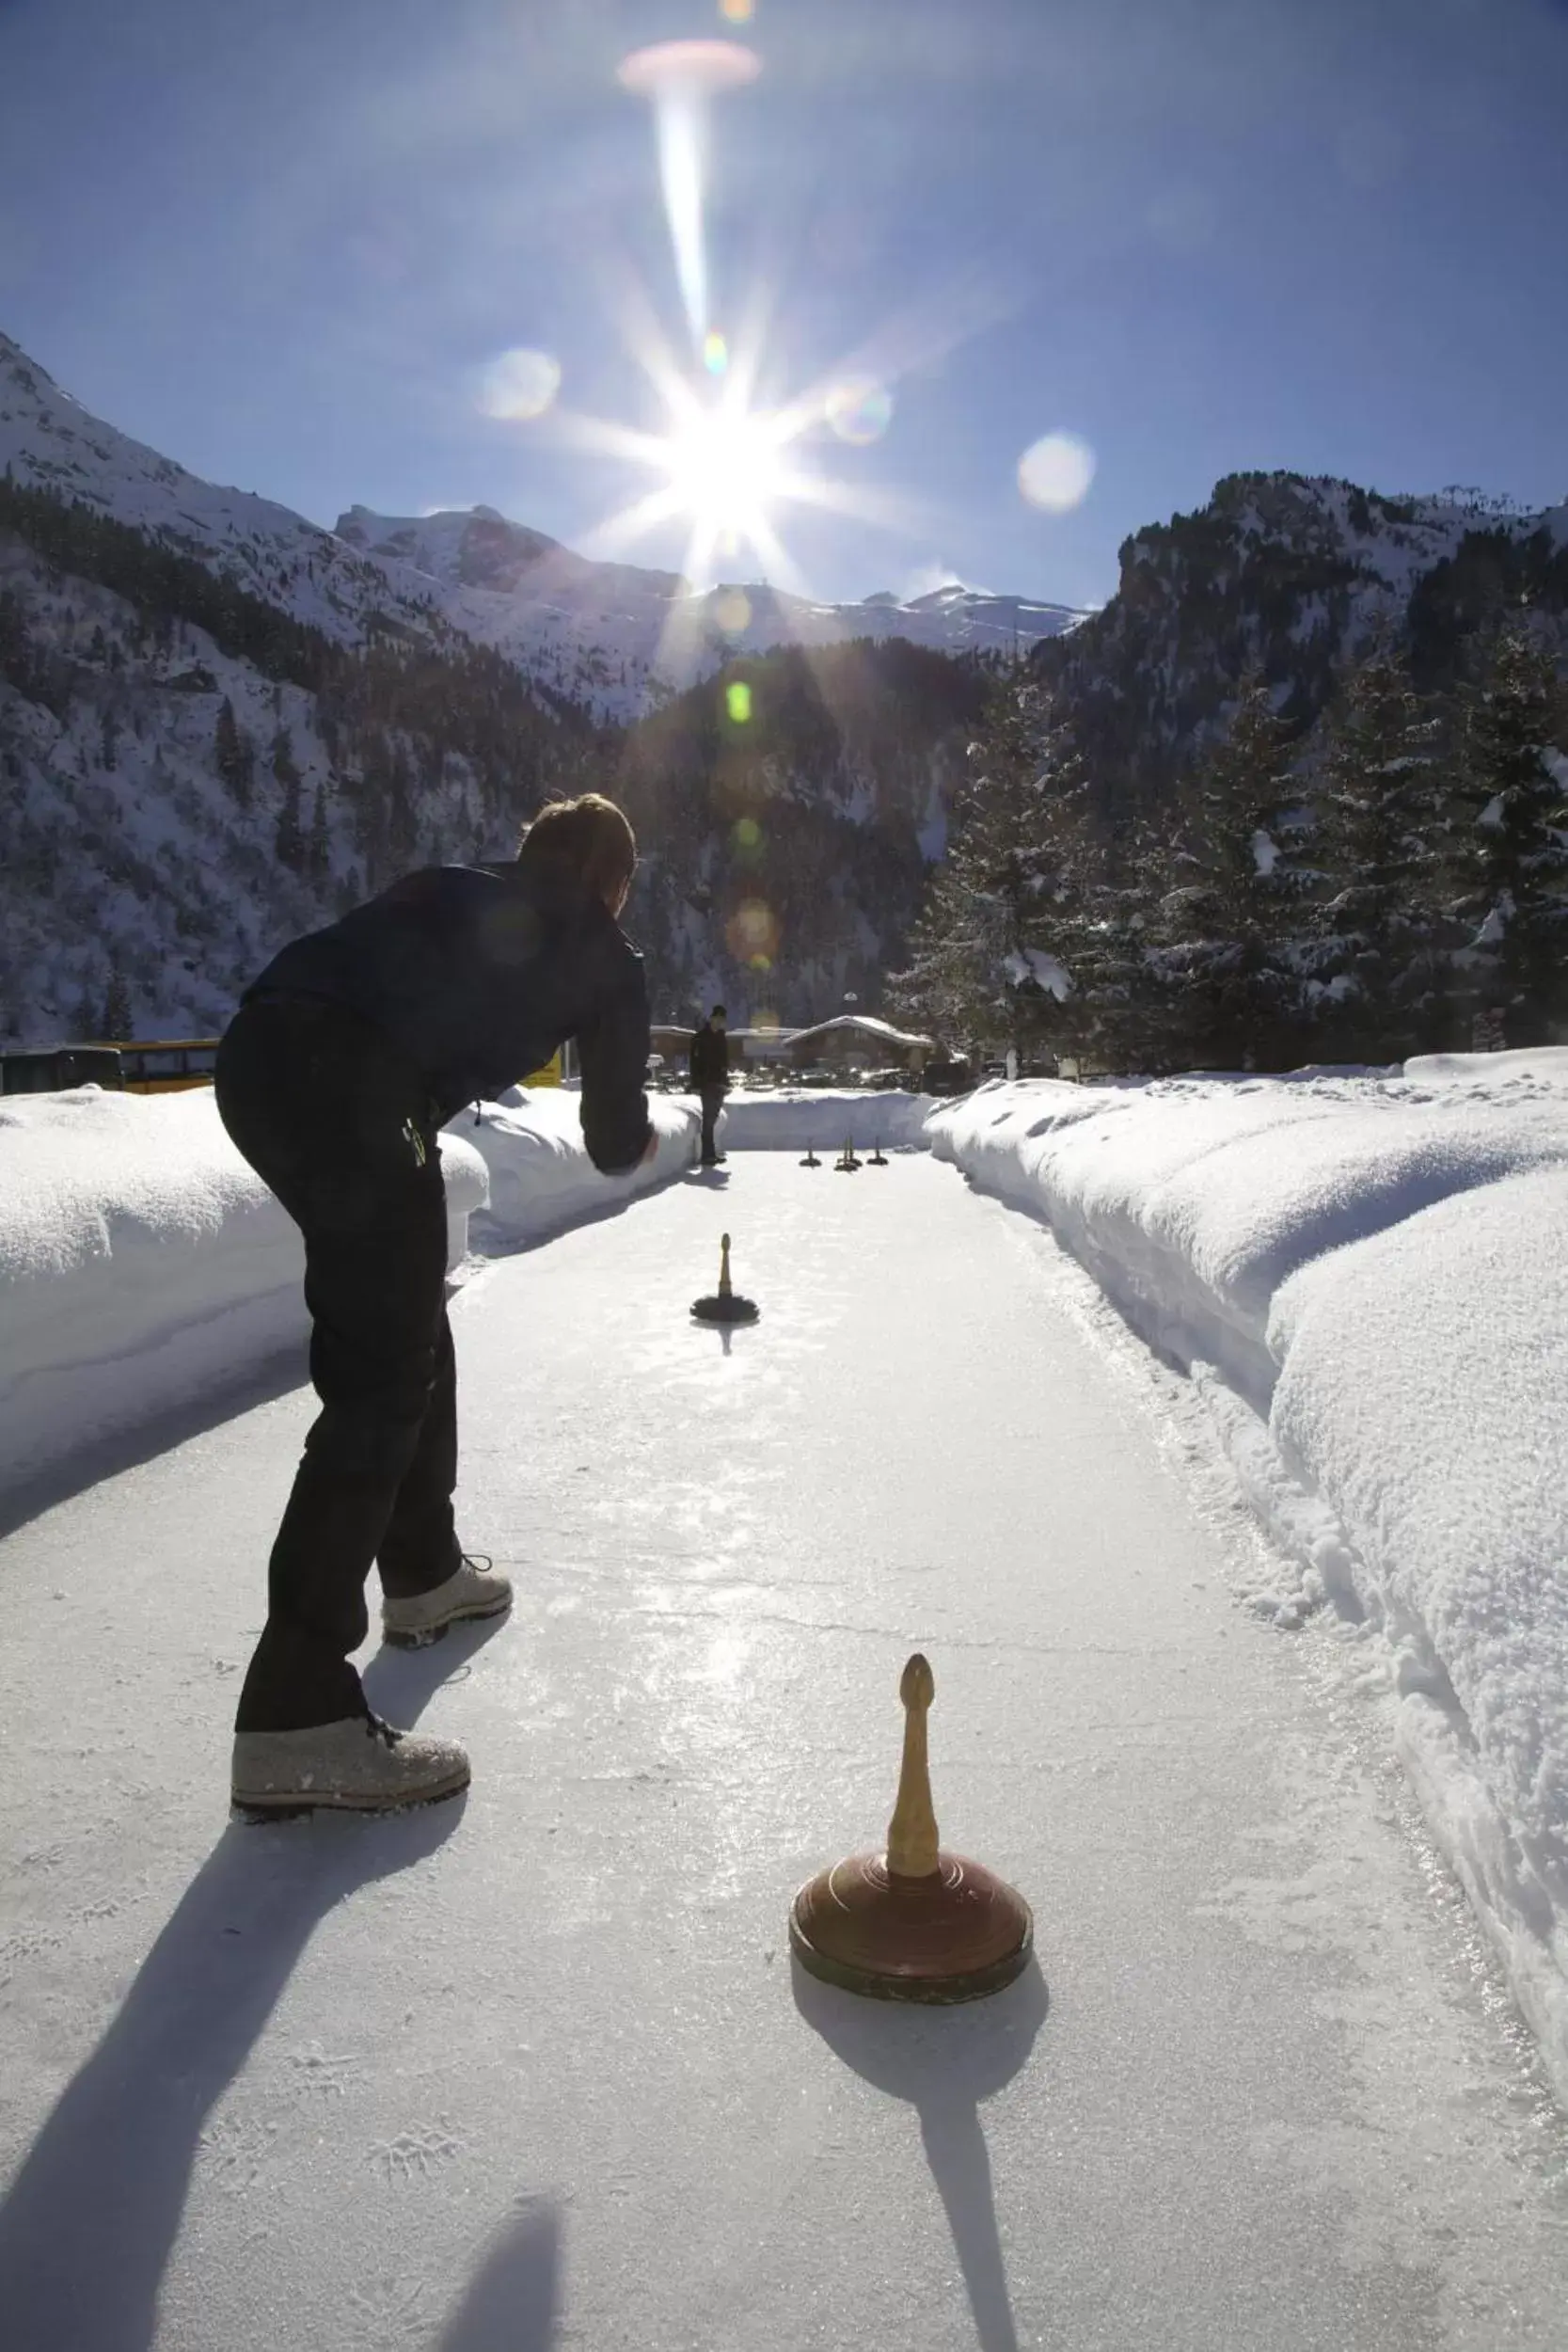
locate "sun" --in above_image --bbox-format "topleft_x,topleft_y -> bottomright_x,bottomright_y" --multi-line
659,405 -> 786,539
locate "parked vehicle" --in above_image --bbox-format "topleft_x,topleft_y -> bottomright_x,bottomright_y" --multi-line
109,1039 -> 220,1093
1,1044 -> 125,1095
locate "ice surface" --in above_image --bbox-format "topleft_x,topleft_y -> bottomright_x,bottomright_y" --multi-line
930,1060 -> 1568,2102
2,1161 -> 1566,2349
684,1088 -> 935,1152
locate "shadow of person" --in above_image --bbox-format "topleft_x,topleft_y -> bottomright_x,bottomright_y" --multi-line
0,1345 -> 306,1543
361,1609 -> 512,1727
792,1956 -> 1049,2352
0,1798 -> 464,2352
436,2194 -> 561,2351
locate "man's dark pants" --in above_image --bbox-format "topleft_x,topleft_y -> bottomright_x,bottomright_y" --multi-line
215,994 -> 461,1733
699,1087 -> 725,1162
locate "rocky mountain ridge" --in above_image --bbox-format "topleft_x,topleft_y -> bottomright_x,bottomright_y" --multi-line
3,325 -> 1564,1049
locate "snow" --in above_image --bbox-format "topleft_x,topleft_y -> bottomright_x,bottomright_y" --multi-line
928,1058 -> 1568,2105
1252,827 -> 1279,876
0,331 -> 1086,737
0,1085 -> 691,1501
1004,946 -> 1072,1000
773,1012 -> 933,1052
337,506 -> 1088,718
673,1087 -> 935,1151
4,1158 -> 1568,2348
460,1088 -> 695,1253
1472,896 -> 1513,946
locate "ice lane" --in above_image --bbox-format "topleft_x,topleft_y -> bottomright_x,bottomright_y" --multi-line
3,1154 -> 1567,2352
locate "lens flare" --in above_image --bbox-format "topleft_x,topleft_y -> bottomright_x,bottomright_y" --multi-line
826,379 -> 894,446
478,347 -> 562,421
1018,432 -> 1096,513
720,0 -> 754,21
714,587 -> 753,633
726,898 -> 780,961
733,815 -> 763,855
618,40 -> 761,348
704,331 -> 730,376
726,680 -> 753,724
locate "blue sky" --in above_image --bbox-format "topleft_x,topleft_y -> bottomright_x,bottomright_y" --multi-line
0,0 -> 1564,611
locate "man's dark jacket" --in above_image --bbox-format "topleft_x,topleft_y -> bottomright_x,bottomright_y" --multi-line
689,1021 -> 730,1093
245,860 -> 653,1172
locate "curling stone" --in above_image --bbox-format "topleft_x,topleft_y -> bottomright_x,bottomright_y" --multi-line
834,1136 -> 862,1172
690,1232 -> 760,1326
789,1654 -> 1032,2003
867,1141 -> 889,1166
800,1142 -> 821,1168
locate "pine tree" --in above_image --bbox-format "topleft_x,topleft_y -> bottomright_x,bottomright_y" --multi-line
1067,808 -> 1171,1073
214,695 -> 254,810
890,681 -> 1090,1063
1312,637 -> 1447,1059
1156,675 -> 1311,1070
271,724 -> 300,789
308,784 -> 331,881
275,772 -> 305,873
1438,628 -> 1568,1046
100,966 -> 133,1041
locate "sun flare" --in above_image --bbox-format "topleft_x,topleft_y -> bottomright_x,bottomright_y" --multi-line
659,405 -> 786,536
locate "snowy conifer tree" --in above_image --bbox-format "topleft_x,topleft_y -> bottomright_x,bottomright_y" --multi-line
1154,675 -> 1311,1070
1439,628 -> 1568,1046
214,696 -> 254,810
99,965 -> 133,1041
891,679 -> 1090,1063
1312,635 -> 1446,1059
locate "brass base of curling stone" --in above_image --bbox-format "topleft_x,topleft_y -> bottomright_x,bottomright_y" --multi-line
691,1232 -> 758,1323
787,1654 -> 1034,2005
691,1292 -> 759,1324
789,1851 -> 1032,2004
800,1146 -> 821,1167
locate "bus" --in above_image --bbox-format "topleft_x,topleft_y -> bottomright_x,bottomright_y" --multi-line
93,1039 -> 222,1094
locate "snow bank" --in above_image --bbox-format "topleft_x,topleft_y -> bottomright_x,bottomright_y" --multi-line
929,1061 -> 1568,2103
0,1083 -> 690,1502
459,1088 -> 697,1251
672,1088 -> 936,1152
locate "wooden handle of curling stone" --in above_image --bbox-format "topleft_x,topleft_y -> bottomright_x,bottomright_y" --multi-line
719,1233 -> 733,1295
886,1652 -> 941,1879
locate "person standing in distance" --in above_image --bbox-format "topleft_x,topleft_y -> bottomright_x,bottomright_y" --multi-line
216,794 -> 657,1817
689,1004 -> 730,1165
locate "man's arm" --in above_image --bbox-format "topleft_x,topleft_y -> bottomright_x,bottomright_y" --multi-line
578,942 -> 655,1175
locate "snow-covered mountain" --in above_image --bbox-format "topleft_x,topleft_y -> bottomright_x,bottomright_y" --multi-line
4,322 -> 1565,1051
0,331 -> 1085,724
336,502 -> 1084,719
0,333 -> 453,653
1041,468 -> 1568,779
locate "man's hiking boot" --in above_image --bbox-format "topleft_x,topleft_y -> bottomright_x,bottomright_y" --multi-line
382,1554 -> 513,1648
232,1713 -> 469,1817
